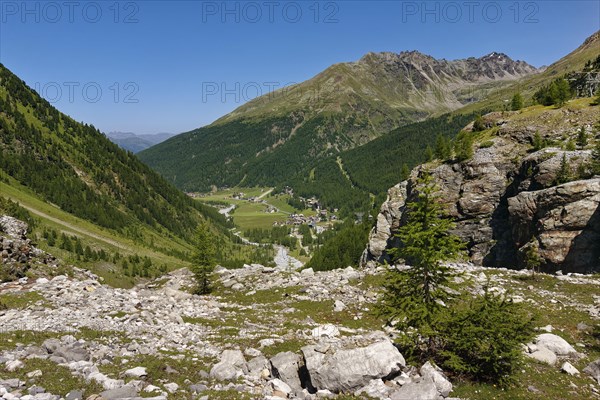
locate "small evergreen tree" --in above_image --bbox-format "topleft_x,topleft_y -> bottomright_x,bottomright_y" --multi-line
473,115 -> 486,132
400,163 -> 410,180
511,93 -> 524,111
555,153 -> 571,185
425,145 -> 434,162
379,172 -> 465,351
524,243 -> 542,278
555,78 -> 571,107
191,220 -> 217,295
454,131 -> 474,162
565,139 -> 576,151
577,126 -> 588,148
532,131 -> 545,151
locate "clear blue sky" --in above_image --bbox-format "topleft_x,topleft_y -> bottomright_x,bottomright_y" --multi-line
0,1 -> 598,135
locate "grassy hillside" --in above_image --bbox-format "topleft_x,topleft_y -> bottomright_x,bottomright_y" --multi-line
0,63 -> 268,285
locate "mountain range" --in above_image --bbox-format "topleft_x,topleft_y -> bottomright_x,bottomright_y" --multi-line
106,131 -> 176,153
139,33 -> 598,214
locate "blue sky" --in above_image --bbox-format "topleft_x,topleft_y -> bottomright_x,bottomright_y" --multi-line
0,1 -> 598,135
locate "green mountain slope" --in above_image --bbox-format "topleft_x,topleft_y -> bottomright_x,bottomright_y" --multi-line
0,63 -> 212,238
139,51 -> 537,192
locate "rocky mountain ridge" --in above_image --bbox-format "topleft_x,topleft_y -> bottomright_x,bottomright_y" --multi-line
362,99 -> 600,273
139,49 -> 538,192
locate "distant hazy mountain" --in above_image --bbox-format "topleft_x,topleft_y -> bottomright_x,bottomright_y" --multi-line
106,132 -> 176,153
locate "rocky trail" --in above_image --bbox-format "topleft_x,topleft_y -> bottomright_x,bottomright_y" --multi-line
2,217 -> 600,400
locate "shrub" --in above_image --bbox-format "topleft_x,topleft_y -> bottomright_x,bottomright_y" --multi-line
438,291 -> 535,387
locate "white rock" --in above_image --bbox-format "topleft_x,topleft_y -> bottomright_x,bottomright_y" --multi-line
535,333 -> 577,355
420,361 -> 452,397
528,348 -> 557,365
209,350 -> 248,381
301,268 -> 314,276
5,360 -> 24,372
163,383 -> 179,393
311,324 -> 340,339
271,378 -> 292,395
333,300 -> 346,312
303,340 -> 405,392
124,366 -> 147,378
561,362 -> 579,375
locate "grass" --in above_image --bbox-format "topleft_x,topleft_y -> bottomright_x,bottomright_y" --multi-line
1,358 -> 104,397
0,177 -> 192,288
0,291 -> 49,310
231,201 -> 289,230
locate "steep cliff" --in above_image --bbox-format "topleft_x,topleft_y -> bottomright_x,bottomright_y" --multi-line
362,99 -> 600,273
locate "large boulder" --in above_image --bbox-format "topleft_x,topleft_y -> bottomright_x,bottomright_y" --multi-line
302,340 -> 405,393
534,334 -> 577,356
584,358 -> 600,383
269,351 -> 304,394
209,350 -> 248,381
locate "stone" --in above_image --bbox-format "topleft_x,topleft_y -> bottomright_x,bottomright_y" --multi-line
535,333 -> 577,355
209,350 -> 248,381
333,300 -> 346,312
561,362 -> 579,376
301,268 -> 314,276
311,324 -> 340,339
189,384 -> 208,394
100,385 -> 138,399
528,348 -> 557,366
123,367 -> 147,379
270,351 -> 303,394
355,379 -> 395,399
65,391 -> 83,400
420,361 -> 452,397
271,378 -> 292,396
5,360 -> 24,372
163,383 -> 179,393
584,358 -> 600,383
247,356 -> 269,376
390,376 -> 441,400
302,339 -> 405,393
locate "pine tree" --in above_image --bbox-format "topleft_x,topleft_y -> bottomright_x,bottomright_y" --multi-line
454,131 -> 474,162
555,78 -> 571,107
379,172 -> 465,347
191,220 -> 217,295
532,131 -> 545,151
555,153 -> 571,185
473,115 -> 486,132
566,139 -> 576,151
577,126 -> 588,148
511,93 -> 524,111
524,243 -> 542,278
400,164 -> 410,180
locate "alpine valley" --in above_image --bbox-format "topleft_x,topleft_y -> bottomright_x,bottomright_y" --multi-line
1,21 -> 600,400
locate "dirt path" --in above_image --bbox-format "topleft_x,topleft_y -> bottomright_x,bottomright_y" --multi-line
19,204 -> 130,250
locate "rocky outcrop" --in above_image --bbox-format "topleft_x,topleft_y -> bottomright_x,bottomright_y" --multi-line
302,339 -> 405,393
362,105 -> 600,273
